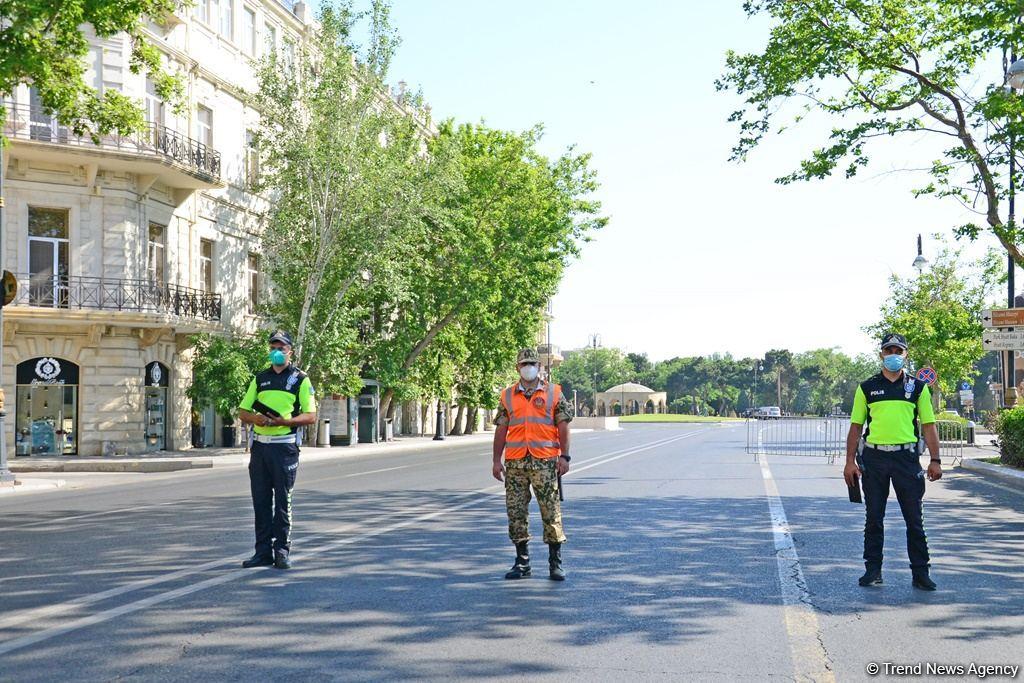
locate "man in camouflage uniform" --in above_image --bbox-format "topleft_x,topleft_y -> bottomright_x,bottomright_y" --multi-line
492,348 -> 573,581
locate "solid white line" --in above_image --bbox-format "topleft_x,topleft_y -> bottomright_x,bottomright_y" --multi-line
0,430 -> 701,655
0,430 -> 691,637
757,426 -> 835,682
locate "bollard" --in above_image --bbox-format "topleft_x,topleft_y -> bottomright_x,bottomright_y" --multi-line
967,420 -> 975,446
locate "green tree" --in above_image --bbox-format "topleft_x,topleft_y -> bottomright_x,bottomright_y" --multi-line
718,1 -> 1024,265
246,1 -> 432,398
374,121 -> 605,418
0,0 -> 184,139
553,348 -> 632,412
866,243 -> 1001,405
187,333 -> 266,423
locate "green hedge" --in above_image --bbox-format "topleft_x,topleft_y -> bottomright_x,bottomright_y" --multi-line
994,407 -> 1024,468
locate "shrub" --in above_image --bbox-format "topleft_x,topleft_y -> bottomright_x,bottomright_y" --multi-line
993,406 -> 1024,468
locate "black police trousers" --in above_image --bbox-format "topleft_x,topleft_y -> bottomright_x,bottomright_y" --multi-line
860,447 -> 930,572
249,440 -> 299,557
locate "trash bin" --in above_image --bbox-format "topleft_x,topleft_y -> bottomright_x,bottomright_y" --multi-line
318,419 -> 331,447
385,417 -> 394,442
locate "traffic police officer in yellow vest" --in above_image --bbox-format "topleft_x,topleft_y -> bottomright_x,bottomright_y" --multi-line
844,333 -> 942,591
492,348 -> 573,581
238,330 -> 317,570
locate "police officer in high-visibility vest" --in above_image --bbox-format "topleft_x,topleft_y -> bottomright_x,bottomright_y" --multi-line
844,333 -> 942,591
238,330 -> 317,570
492,348 -> 573,581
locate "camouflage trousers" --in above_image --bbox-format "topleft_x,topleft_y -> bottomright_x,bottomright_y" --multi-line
505,455 -> 566,544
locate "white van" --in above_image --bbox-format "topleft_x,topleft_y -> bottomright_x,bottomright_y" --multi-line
755,406 -> 782,420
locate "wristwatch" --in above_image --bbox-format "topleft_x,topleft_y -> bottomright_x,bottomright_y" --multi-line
930,458 -> 941,464
560,454 -> 571,462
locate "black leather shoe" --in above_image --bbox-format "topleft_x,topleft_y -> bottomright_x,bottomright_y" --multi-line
548,542 -> 566,581
242,553 -> 274,568
274,552 -> 292,570
858,569 -> 883,586
504,541 -> 531,580
912,574 -> 936,591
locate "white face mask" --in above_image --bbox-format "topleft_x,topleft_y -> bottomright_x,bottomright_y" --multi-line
519,364 -> 539,382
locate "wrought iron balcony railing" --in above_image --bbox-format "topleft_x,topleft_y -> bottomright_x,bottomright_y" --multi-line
2,103 -> 221,182
9,273 -> 222,321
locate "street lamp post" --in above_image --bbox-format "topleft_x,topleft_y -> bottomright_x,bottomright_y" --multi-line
0,142 -> 12,483
752,361 -> 763,414
1004,54 -> 1024,407
433,398 -> 445,441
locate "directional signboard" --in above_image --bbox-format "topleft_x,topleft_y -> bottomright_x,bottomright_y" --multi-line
982,329 -> 1024,351
982,308 -> 1024,328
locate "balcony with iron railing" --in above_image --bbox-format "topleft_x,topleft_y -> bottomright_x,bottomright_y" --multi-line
6,273 -> 222,322
2,103 -> 223,190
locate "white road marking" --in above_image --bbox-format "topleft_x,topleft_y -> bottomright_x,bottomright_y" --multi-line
0,430 -> 700,646
757,428 -> 835,682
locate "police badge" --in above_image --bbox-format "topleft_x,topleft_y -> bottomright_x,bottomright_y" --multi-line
904,378 -> 915,400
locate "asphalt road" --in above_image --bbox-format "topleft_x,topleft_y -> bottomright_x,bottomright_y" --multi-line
1,424 -> 1022,681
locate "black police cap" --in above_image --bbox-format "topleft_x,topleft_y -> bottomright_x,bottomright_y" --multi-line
268,330 -> 293,346
879,333 -> 908,351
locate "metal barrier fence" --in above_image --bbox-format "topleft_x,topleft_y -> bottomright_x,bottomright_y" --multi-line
747,416 -> 966,466
935,420 -> 965,467
746,416 -> 850,463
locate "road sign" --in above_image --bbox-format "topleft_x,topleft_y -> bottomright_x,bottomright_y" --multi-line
915,367 -> 937,386
982,329 -> 1024,351
959,389 -> 974,401
960,381 -> 972,391
982,308 -> 1024,328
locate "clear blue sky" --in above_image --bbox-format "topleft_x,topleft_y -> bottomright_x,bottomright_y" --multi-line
379,0 -> 1002,361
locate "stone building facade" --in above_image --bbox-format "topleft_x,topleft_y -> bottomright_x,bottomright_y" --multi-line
1,1 -> 314,456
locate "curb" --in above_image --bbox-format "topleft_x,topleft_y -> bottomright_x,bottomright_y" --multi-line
959,458 -> 1024,491
10,459 -> 214,473
0,478 -> 67,495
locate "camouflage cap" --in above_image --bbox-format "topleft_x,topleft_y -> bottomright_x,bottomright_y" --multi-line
516,348 -> 540,364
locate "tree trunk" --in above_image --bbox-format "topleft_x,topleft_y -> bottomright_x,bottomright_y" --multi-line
465,407 -> 478,434
420,402 -> 429,436
380,304 -> 467,419
450,404 -> 466,435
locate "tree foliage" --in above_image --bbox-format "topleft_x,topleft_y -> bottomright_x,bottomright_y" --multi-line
718,1 -> 1024,264
0,0 -> 184,140
187,333 -> 266,422
866,240 -> 1002,399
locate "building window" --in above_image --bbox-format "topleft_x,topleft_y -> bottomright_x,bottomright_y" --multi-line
28,207 -> 70,307
194,0 -> 209,24
219,0 -> 233,40
245,130 -> 259,188
200,239 -> 214,292
264,23 -> 277,55
247,252 -> 259,313
283,39 -> 296,71
195,105 -> 212,148
147,223 -> 166,284
242,6 -> 256,55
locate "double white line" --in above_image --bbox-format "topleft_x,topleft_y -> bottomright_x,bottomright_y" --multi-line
0,430 -> 706,656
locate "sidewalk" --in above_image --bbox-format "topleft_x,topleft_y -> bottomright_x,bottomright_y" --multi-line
957,439 -> 1024,492
7,432 -> 495,474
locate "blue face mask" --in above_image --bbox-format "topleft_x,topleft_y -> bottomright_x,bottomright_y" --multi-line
269,349 -> 287,366
883,354 -> 905,372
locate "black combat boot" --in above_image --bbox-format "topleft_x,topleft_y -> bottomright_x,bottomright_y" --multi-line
858,566 -> 883,587
504,541 -> 531,579
912,571 -> 936,591
242,552 -> 274,568
548,542 -> 565,581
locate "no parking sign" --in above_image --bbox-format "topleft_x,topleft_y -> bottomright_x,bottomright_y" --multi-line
915,367 -> 937,386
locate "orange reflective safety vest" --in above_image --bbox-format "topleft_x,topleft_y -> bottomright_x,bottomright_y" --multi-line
500,381 -> 563,460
